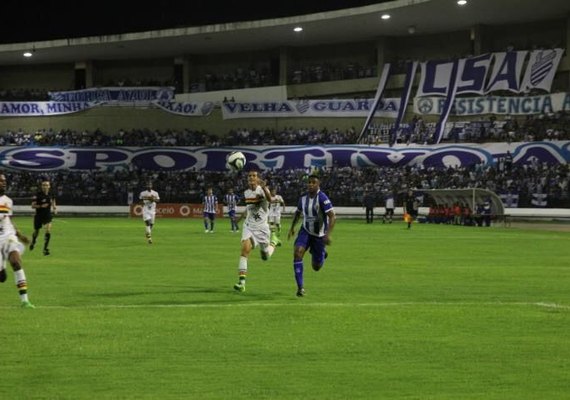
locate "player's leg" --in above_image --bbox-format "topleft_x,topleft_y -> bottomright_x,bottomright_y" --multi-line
268,216 -> 281,247
43,221 -> 52,255
259,224 -> 277,260
148,216 -> 155,243
144,218 -> 152,242
293,229 -> 310,296
234,235 -> 254,292
275,214 -> 282,236
310,237 -> 327,272
8,240 -> 34,308
203,213 -> 210,232
228,211 -> 235,231
234,226 -> 255,291
209,215 -> 215,233
30,216 -> 41,250
293,245 -> 308,297
0,262 -> 6,283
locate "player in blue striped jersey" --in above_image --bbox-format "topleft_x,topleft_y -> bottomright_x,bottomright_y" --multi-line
287,174 -> 336,297
202,188 -> 218,233
223,188 -> 240,233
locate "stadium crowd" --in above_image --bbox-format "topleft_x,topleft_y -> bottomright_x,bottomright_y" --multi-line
5,159 -> 569,208
2,109 -> 569,147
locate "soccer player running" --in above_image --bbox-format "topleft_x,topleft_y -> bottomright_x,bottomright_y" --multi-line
268,188 -> 285,242
223,188 -> 240,233
139,181 -> 160,244
287,174 -> 336,297
0,173 -> 35,308
202,187 -> 218,233
29,178 -> 57,255
233,170 -> 280,293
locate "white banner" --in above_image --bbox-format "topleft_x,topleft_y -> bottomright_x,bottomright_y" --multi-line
48,86 -> 175,103
414,92 -> 570,116
221,98 -> 400,119
0,100 -> 216,117
0,101 -> 98,116
415,49 -> 562,97
485,51 -> 527,93
153,101 -> 215,116
521,49 -> 565,92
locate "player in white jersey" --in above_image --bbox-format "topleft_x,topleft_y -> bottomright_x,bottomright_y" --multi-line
139,181 -> 160,244
233,170 -> 280,293
0,174 -> 35,308
268,188 -> 285,239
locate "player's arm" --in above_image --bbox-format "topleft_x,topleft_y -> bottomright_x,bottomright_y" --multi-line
324,209 -> 336,245
52,197 -> 58,214
13,223 -> 30,245
258,179 -> 272,202
31,195 -> 39,209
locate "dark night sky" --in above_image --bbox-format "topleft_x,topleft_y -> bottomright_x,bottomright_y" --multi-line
1,0 -> 388,44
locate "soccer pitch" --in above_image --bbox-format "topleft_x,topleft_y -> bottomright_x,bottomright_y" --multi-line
1,217 -> 569,399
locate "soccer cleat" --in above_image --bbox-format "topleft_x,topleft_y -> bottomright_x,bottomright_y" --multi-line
270,233 -> 282,247
148,237 -> 153,244
233,283 -> 245,292
43,249 -> 50,256
29,243 -> 35,251
21,301 -> 35,309
205,229 -> 209,233
296,288 -> 305,297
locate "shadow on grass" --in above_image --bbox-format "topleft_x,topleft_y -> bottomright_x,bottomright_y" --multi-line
83,285 -> 279,305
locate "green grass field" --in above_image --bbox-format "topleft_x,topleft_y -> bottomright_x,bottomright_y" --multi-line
1,217 -> 569,399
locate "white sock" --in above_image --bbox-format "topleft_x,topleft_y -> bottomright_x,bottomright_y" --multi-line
14,269 -> 29,302
238,256 -> 247,283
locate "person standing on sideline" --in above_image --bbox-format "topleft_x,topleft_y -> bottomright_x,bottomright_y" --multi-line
287,174 -> 336,297
382,192 -> 395,224
362,190 -> 375,223
139,181 -> 160,244
224,188 -> 240,233
202,187 -> 218,233
233,170 -> 280,293
0,173 -> 35,308
29,178 -> 57,255
268,188 -> 286,238
403,189 -> 419,229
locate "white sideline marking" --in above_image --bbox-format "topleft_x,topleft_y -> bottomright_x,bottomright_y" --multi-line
2,301 -> 569,310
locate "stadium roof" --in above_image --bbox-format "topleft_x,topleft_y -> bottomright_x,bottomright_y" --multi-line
0,0 -> 568,66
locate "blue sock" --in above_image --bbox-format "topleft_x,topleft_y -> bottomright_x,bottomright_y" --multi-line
294,260 -> 304,288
